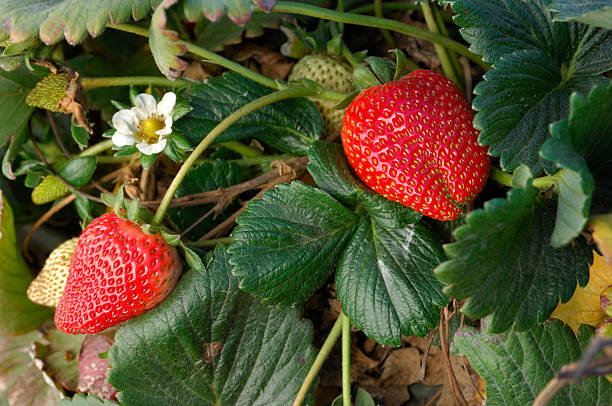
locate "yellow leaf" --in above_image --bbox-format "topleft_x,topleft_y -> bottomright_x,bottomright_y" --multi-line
590,213 -> 612,267
550,253 -> 612,333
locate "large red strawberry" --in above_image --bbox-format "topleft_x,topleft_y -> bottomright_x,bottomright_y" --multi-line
341,70 -> 490,220
55,213 -> 182,334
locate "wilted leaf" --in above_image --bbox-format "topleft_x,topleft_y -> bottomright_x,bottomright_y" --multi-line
59,394 -> 118,405
0,0 -> 162,45
550,253 -> 612,333
43,327 -> 84,391
0,331 -> 63,406
149,0 -> 188,80
591,213 -> 612,266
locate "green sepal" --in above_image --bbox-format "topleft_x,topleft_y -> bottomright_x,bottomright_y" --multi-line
352,66 -> 381,90
160,228 -> 181,246
365,56 -> 394,84
71,122 -> 89,149
179,241 -> 205,272
126,198 -> 140,222
140,153 -> 156,169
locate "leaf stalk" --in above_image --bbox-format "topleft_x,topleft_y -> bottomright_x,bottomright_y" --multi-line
293,313 -> 346,406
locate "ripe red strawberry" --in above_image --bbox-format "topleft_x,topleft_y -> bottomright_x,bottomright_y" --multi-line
55,213 -> 182,334
341,70 -> 490,220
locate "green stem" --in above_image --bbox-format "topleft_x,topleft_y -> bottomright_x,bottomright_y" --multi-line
264,2 -> 489,69
187,237 -> 233,247
80,76 -> 192,89
489,166 -> 561,189
151,87 -> 316,226
351,2 -> 454,21
337,0 -> 345,32
96,155 -> 134,164
293,314 -> 346,406
78,139 -> 114,157
489,166 -> 513,187
232,154 -> 292,166
421,1 -> 461,88
374,0 -> 395,48
217,141 -> 263,158
342,313 -> 351,406
108,24 -> 347,102
431,2 -> 465,87
341,43 -> 361,68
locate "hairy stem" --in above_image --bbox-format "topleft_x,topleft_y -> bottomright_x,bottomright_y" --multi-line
293,313 -> 346,406
489,166 -> 562,189
264,2 -> 489,68
374,0 -> 395,48
421,1 -> 462,88
78,139 -> 115,157
217,141 -> 263,158
80,76 -> 191,89
151,87 -> 316,226
187,237 -> 233,247
342,314 -> 351,406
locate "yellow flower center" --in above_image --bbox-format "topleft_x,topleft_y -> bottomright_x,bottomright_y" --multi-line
138,117 -> 165,144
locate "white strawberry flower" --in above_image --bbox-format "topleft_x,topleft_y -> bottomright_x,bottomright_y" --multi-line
111,92 -> 176,155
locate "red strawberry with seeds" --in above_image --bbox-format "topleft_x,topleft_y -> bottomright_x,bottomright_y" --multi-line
55,212 -> 182,334
341,70 -> 490,220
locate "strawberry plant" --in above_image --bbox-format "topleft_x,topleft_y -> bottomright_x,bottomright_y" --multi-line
0,0 -> 611,405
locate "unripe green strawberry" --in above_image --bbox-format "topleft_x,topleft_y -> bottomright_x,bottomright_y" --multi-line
31,175 -> 69,204
341,70 -> 490,220
289,54 -> 354,136
27,237 -> 79,307
55,212 -> 183,334
26,73 -> 68,112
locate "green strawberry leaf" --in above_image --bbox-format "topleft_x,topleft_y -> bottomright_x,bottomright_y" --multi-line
336,216 -> 447,345
0,0 -> 162,45
0,331 -> 63,406
539,137 -> 594,247
453,321 -> 612,405
307,142 -> 421,227
108,246 -> 316,406
540,82 -> 612,245
168,160 -> 242,240
149,0 -> 188,80
549,0 -> 612,30
174,72 -> 322,156
58,156 -> 96,188
231,145 -> 442,343
449,0 -> 612,173
59,394 -> 118,405
435,166 -> 593,333
0,66 -> 45,148
229,182 -> 358,304
307,141 -> 362,206
0,191 -> 51,335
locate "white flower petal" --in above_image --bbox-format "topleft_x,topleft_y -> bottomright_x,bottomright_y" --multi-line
134,93 -> 157,119
156,127 -> 172,136
112,109 -> 138,133
157,92 -> 176,118
137,139 -> 167,155
112,131 -> 139,147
